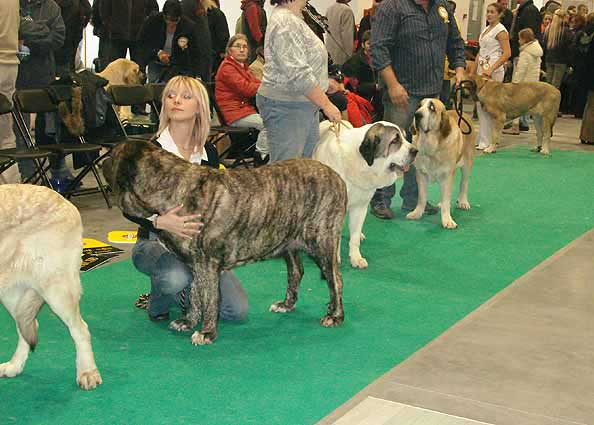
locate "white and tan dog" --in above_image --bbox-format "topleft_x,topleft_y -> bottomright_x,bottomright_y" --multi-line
407,99 -> 474,229
314,121 -> 418,268
0,184 -> 102,390
97,58 -> 146,120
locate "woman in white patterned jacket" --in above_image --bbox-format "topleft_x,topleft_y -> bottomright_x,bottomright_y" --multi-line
256,0 -> 341,162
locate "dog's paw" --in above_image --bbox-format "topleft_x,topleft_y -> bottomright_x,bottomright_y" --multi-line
360,233 -> 366,242
0,361 -> 24,378
456,199 -> 471,210
320,314 -> 344,327
406,209 -> 423,220
269,301 -> 295,313
483,145 -> 496,154
77,369 -> 102,390
442,216 -> 458,229
350,256 -> 368,269
168,318 -> 195,332
540,148 -> 550,155
191,331 -> 214,346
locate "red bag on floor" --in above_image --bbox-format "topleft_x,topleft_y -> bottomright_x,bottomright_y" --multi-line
345,91 -> 374,128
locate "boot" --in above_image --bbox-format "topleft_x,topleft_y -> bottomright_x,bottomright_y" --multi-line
502,122 -> 520,135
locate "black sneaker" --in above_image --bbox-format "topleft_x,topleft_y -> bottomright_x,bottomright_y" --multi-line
519,124 -> 529,132
371,204 -> 394,220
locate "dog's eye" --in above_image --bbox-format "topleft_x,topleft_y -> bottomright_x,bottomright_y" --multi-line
389,162 -> 397,171
429,103 -> 435,112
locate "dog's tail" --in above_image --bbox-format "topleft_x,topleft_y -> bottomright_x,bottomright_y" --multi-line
15,290 -> 45,351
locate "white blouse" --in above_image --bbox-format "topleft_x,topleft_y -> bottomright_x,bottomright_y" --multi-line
478,22 -> 508,81
157,127 -> 208,164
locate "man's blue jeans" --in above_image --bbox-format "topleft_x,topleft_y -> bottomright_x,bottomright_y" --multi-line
132,236 -> 249,321
371,93 -> 438,210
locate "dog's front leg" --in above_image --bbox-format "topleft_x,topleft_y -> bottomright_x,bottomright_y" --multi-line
406,171 -> 428,220
348,203 -> 369,269
270,251 -> 303,313
484,113 -> 504,154
440,171 -> 457,229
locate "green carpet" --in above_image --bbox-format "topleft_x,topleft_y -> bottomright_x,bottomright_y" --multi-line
1,147 -> 593,425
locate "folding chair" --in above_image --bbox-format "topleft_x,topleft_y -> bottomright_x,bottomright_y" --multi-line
108,85 -> 158,142
0,92 -> 54,186
147,82 -> 166,119
13,89 -> 111,207
203,82 -> 259,168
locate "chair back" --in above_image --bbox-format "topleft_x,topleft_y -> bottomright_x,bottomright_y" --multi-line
108,85 -> 153,106
14,90 -> 58,114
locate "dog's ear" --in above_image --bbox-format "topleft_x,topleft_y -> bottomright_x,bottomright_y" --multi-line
439,111 -> 452,140
409,122 -> 417,137
359,124 -> 384,166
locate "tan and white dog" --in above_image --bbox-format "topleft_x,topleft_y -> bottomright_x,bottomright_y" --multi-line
314,121 -> 418,268
97,58 -> 146,120
407,99 -> 474,229
0,185 -> 102,390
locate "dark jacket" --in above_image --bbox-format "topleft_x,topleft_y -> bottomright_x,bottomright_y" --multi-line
100,0 -> 158,41
501,8 -> 513,32
55,0 -> 90,47
138,14 -> 207,80
342,49 -> 376,100
207,7 -> 230,68
544,24 -> 574,64
18,0 -> 65,89
241,0 -> 266,62
510,0 -> 542,58
181,0 -> 214,79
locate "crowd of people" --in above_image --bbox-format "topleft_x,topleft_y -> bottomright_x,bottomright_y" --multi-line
1,0 -> 593,320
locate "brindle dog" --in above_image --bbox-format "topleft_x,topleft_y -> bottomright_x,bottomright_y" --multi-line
103,141 -> 348,345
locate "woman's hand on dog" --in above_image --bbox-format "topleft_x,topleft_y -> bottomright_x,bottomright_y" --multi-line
155,205 -> 203,239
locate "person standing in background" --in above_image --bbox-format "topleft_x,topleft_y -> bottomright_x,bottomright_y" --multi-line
15,0 -> 65,181
202,0 -> 230,73
0,0 -> 21,184
54,0 -> 91,75
357,0 -> 381,50
325,0 -> 355,65
181,0 -> 214,79
256,0 -> 341,163
498,0 -> 513,31
100,0 -> 158,65
543,9 -> 573,90
240,0 -> 266,63
475,3 -> 511,151
369,0 -> 466,219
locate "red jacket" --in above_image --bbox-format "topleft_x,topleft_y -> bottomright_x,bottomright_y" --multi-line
215,56 -> 260,125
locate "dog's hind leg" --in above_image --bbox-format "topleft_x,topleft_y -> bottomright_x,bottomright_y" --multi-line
440,171 -> 458,229
308,235 -> 344,328
39,272 -> 102,390
0,287 -> 43,379
270,251 -> 303,313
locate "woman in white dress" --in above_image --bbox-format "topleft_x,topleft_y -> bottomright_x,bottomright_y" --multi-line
475,2 -> 511,151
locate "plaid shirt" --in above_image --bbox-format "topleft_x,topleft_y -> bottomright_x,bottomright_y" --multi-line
370,0 -> 466,97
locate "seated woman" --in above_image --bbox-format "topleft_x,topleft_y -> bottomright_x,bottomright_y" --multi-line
137,0 -> 207,83
215,34 -> 268,158
129,75 -> 249,322
341,31 -> 377,103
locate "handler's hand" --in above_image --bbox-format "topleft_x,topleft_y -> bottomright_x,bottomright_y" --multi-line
388,83 -> 409,109
455,67 -> 466,87
155,204 -> 203,239
322,102 -> 342,123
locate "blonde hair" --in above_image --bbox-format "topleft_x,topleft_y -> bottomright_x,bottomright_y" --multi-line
158,76 -> 211,153
202,0 -> 217,11
225,34 -> 249,56
546,9 -> 568,49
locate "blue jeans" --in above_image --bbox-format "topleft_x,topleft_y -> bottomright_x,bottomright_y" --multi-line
256,94 -> 320,162
132,236 -> 249,321
371,93 -> 438,209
